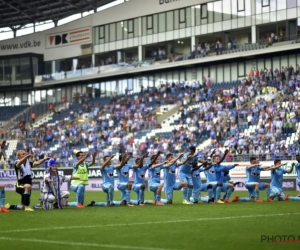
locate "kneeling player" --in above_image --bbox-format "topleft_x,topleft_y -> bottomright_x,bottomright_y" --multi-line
269,159 -> 293,201
161,152 -> 188,204
43,159 -> 86,209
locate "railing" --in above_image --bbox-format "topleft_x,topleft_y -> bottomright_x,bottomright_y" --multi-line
35,36 -> 300,84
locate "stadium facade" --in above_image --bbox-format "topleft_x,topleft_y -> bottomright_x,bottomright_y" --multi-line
0,0 -> 300,106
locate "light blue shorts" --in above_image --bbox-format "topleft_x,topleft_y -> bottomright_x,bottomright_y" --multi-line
133,183 -> 144,193
178,172 -> 193,186
102,183 -> 113,193
165,182 -> 181,201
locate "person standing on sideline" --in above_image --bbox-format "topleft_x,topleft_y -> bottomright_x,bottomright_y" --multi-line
69,151 -> 96,208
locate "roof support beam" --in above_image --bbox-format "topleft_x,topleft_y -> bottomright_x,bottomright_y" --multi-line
0,0 -> 32,19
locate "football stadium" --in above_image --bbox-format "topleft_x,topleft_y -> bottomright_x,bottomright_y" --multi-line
0,0 -> 300,249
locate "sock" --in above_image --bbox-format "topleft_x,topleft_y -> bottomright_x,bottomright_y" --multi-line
0,187 -> 5,208
288,196 -> 300,201
182,187 -> 188,200
192,191 -> 200,202
278,194 -> 285,201
239,197 -> 250,201
139,189 -> 144,203
130,199 -> 139,205
160,199 -> 168,204
76,187 -> 81,204
254,189 -> 259,199
125,189 -> 131,203
200,196 -> 209,203
208,188 -> 213,199
156,194 -> 161,202
187,188 -> 193,201
23,190 -> 31,206
67,202 -> 78,207
93,202 -> 108,206
215,186 -> 221,200
108,186 -> 114,203
8,204 -> 22,210
78,185 -> 85,204
265,187 -> 270,199
225,188 -> 234,200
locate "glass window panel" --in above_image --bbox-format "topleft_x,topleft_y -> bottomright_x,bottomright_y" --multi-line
277,0 -> 286,10
238,61 -> 245,77
232,0 -> 238,18
174,10 -> 179,30
245,0 -> 251,15
214,1 -> 222,22
153,14 -> 158,34
262,6 -> 269,13
238,0 -> 245,11
20,57 -> 31,84
195,5 -> 201,26
104,24 -> 109,43
208,3 -> 213,23
289,55 -> 296,69
159,13 -> 166,33
201,4 -> 207,18
128,19 -> 134,38
167,11 -> 174,31
10,58 -> 20,84
186,7 -> 191,27
109,23 -> 116,42
94,26 -> 99,45
179,9 -> 185,23
231,62 -> 238,80
142,17 -> 147,35
262,0 -> 270,6
270,0 -> 276,11
287,0 -> 297,8
256,0 -> 262,14
116,22 -> 123,40
281,55 -> 288,68
134,18 -> 139,37
209,66 -> 216,83
223,0 -> 231,20
298,0 -> 300,6
123,21 -> 128,39
99,26 -> 104,38
128,19 -> 134,33
147,15 -> 153,29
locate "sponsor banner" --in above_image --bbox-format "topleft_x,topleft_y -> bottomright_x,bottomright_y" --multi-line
46,27 -> 91,49
85,180 -> 118,191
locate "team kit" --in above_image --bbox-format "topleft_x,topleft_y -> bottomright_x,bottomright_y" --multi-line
0,140 -> 300,212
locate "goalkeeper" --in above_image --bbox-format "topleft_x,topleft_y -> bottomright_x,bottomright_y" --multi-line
42,159 -> 86,209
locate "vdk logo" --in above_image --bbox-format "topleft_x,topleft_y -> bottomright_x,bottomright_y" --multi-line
49,34 -> 68,46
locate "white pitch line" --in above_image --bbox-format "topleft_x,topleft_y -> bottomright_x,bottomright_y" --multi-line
2,212 -> 300,234
0,237 -> 177,250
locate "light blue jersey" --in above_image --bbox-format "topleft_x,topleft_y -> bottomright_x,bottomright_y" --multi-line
271,168 -> 288,188
179,153 -> 198,174
133,165 -> 149,185
101,165 -> 115,185
246,165 -> 262,183
215,164 -> 235,183
204,166 -> 217,182
116,163 -> 132,183
148,166 -> 162,186
223,174 -> 231,183
295,163 -> 300,184
164,164 -> 177,188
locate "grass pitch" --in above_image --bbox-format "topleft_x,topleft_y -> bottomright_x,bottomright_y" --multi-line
1,191 -> 300,250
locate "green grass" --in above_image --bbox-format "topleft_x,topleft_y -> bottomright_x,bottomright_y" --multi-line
1,191 -> 300,250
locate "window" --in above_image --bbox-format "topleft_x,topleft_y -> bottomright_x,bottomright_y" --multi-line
201,4 -> 207,18
214,1 -> 222,22
166,11 -> 174,31
128,19 -> 134,33
116,22 -> 123,40
262,0 -> 270,7
287,0 -> 297,8
109,23 -> 116,42
147,15 -> 153,29
238,0 -> 245,11
179,9 -> 186,23
99,26 -> 104,39
159,13 -> 166,32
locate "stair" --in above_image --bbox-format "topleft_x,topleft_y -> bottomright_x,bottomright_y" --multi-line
5,140 -> 18,159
